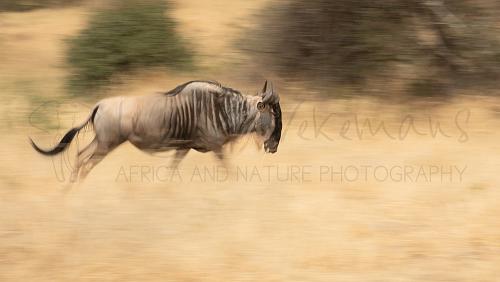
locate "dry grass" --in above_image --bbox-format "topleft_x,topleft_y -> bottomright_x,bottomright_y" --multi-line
1,2 -> 500,281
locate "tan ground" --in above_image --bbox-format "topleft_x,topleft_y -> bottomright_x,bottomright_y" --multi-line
1,2 -> 499,281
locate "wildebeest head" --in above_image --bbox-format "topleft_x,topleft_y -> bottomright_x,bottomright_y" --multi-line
256,80 -> 282,153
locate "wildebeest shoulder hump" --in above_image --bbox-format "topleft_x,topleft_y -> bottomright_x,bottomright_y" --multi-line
164,80 -> 241,97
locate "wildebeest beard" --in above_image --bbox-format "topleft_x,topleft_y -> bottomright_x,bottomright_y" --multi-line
264,103 -> 282,153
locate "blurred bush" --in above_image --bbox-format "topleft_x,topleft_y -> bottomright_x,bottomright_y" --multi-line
66,0 -> 192,93
0,0 -> 81,11
246,0 -> 500,95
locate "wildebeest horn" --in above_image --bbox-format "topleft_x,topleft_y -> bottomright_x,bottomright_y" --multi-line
261,80 -> 279,104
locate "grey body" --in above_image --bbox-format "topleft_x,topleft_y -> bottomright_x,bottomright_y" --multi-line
31,80 -> 282,183
122,81 -> 261,152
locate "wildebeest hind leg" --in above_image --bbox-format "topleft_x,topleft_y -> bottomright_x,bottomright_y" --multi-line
70,137 -> 98,183
78,141 -> 121,181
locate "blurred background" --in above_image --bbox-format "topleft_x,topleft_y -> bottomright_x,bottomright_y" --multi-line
1,0 -> 499,281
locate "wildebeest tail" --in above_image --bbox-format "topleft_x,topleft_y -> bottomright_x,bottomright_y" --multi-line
30,106 -> 99,156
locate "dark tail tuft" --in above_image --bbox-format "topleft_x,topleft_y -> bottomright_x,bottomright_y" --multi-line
30,105 -> 99,156
30,128 -> 80,156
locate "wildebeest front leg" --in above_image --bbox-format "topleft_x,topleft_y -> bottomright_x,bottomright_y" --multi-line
170,149 -> 190,168
213,148 -> 228,168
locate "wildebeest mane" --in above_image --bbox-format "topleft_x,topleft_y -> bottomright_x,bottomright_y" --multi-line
164,80 -> 242,97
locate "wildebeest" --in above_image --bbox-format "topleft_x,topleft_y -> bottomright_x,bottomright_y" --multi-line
30,80 -> 282,182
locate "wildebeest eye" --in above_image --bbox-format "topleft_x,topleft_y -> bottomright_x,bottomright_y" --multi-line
257,102 -> 265,111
